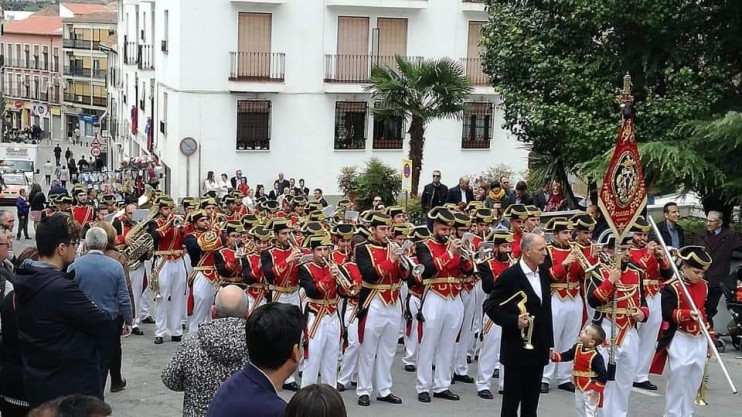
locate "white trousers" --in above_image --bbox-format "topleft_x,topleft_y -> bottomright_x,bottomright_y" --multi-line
633,294 -> 662,383
403,295 -> 421,367
275,290 -> 301,384
475,315 -> 503,392
356,298 -> 401,398
247,292 -> 267,316
599,324 -> 639,417
454,288 -> 477,375
154,259 -> 187,338
576,389 -> 600,417
469,281 -> 485,357
129,264 -> 146,326
543,296 -> 583,385
416,292 -> 464,394
140,259 -> 153,318
301,312 -> 341,388
338,303 -> 361,386
665,331 -> 706,417
399,284 -> 409,339
189,273 -> 216,333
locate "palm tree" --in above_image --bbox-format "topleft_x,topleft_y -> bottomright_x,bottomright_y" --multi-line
366,56 -> 473,196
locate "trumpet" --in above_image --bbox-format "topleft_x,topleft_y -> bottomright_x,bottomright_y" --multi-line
172,214 -> 185,228
460,232 -> 479,274
569,241 -> 601,274
386,238 -> 425,276
499,290 -> 534,350
324,255 -> 359,297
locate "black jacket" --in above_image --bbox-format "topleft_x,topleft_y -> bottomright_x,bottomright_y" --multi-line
446,185 -> 474,206
8,261 -> 111,406
703,229 -> 742,286
0,290 -> 26,408
484,263 -> 553,367
653,220 -> 685,249
420,182 -> 448,211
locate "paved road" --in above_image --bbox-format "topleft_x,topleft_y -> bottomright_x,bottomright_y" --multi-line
7,230 -> 742,416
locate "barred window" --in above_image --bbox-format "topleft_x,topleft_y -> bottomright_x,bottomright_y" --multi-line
372,102 -> 405,149
334,101 -> 367,150
237,100 -> 271,150
461,102 -> 493,149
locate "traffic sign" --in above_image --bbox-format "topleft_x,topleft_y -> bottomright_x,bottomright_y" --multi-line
91,147 -> 102,157
179,137 -> 198,157
90,138 -> 102,148
401,159 -> 412,192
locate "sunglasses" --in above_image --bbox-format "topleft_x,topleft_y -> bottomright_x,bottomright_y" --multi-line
433,174 -> 441,178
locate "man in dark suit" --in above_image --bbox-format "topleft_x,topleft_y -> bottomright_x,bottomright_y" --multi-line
447,177 -> 474,210
653,202 -> 684,249
703,210 -> 742,327
484,233 -> 554,417
230,170 -> 243,190
207,303 -> 303,417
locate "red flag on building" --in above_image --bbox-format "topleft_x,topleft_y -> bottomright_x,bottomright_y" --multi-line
598,74 -> 648,238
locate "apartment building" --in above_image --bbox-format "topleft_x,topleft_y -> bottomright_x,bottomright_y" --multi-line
114,0 -> 525,199
1,15 -> 63,138
61,6 -> 116,141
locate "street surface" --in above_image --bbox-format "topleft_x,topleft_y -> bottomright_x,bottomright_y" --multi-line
4,140 -> 742,416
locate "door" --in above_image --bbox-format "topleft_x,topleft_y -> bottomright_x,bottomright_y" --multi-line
376,18 -> 408,70
237,13 -> 272,79
336,17 -> 369,82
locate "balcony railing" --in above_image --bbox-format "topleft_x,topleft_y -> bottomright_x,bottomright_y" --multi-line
138,45 -> 154,70
324,54 -> 423,83
229,52 -> 285,82
63,38 -> 100,50
124,41 -> 138,65
460,57 -> 491,86
64,92 -> 107,108
3,58 -> 55,71
63,66 -> 108,80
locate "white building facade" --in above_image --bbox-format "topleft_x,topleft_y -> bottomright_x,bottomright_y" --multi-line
116,0 -> 527,200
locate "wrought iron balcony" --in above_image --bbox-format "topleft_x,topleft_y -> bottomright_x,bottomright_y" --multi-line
229,52 -> 285,82
324,54 -> 423,83
63,66 -> 108,80
138,45 -> 154,70
460,57 -> 491,86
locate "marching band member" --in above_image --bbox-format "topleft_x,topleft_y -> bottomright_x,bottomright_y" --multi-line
298,234 -> 345,388
221,195 -> 238,221
587,234 -> 648,417
570,213 -> 598,321
401,226 -> 429,374
231,191 -> 249,217
415,208 -> 470,403
184,210 -> 222,333
629,217 -> 672,391
451,212 -> 477,385
214,221 -> 250,290
330,223 -> 354,265
101,194 -> 117,214
550,323 -> 608,417
469,209 -> 494,360
244,225 -> 273,315
115,203 -> 146,336
541,218 -> 582,393
337,233 -> 364,392
475,231 -> 514,399
261,217 -> 302,391
147,197 -> 187,345
355,212 -> 406,407
504,204 -> 529,260
387,206 -> 407,226
71,186 -> 94,226
199,197 -> 220,227
650,246 -> 714,417
525,205 -> 543,234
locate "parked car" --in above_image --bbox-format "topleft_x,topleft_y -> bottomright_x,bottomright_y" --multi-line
1,172 -> 31,205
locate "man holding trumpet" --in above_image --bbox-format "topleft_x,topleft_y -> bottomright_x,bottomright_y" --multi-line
298,233 -> 345,388
484,232 -> 553,417
261,217 -> 304,391
414,208 -> 472,403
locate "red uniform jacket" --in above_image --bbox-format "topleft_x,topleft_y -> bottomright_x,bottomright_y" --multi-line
340,261 -> 362,304
416,239 -> 473,299
629,246 -> 671,297
651,277 -> 714,374
511,232 -> 523,260
72,204 -> 94,226
150,217 -> 185,261
553,343 -> 607,401
356,241 -> 406,306
245,252 -> 267,301
184,231 -> 221,282
299,262 -> 340,318
547,243 -> 582,300
588,265 -> 649,346
214,247 -> 249,285
261,246 -> 300,291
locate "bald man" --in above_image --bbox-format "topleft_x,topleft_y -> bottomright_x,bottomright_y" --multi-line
162,285 -> 249,416
447,177 -> 474,210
